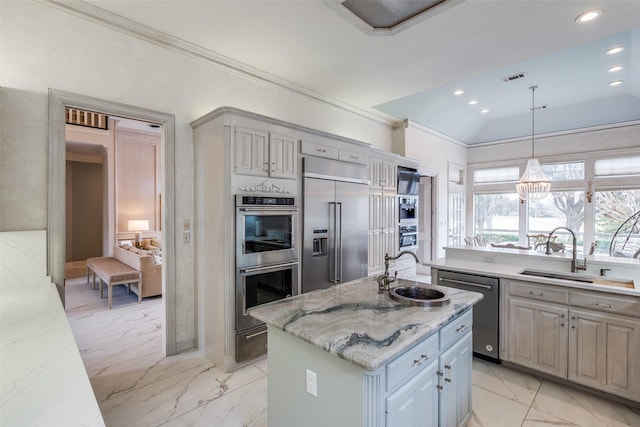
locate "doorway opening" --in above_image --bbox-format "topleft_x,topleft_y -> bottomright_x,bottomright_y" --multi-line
48,89 -> 177,356
416,174 -> 436,278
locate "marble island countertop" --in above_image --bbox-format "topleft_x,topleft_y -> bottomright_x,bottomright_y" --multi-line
249,278 -> 483,371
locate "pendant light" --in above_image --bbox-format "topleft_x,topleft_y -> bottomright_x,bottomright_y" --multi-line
516,86 -> 551,201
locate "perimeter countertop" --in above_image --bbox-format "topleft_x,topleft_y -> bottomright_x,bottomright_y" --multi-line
425,255 -> 640,298
1,231 -> 105,427
249,278 -> 483,371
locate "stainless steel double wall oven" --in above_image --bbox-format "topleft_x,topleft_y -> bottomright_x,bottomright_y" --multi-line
235,195 -> 299,362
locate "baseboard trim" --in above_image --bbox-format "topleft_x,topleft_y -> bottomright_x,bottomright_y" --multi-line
176,339 -> 196,354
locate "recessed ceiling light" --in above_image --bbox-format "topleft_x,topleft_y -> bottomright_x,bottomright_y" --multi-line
605,46 -> 625,55
480,109 -> 490,114
575,9 -> 602,23
468,100 -> 478,105
453,89 -> 464,95
607,65 -> 624,73
608,80 -> 624,87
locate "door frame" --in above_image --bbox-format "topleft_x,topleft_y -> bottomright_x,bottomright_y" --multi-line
48,88 -> 177,356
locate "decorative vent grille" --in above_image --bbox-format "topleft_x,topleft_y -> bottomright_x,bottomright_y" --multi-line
501,73 -> 526,83
65,107 -> 108,130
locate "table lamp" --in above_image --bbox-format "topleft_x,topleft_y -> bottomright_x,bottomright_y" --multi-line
128,219 -> 149,248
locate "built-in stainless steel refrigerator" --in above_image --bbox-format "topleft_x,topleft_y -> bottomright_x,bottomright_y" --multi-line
302,157 -> 369,293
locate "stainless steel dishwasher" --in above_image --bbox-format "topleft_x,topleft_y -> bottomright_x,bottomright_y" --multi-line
435,269 -> 500,363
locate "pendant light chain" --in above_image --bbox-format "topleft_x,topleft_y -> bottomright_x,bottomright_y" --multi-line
516,85 -> 551,201
530,85 -> 536,159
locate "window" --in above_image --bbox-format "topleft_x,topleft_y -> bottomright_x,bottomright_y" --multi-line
470,152 -> 639,255
595,156 -> 640,177
473,167 -> 519,184
594,189 -> 640,254
528,190 -> 585,252
541,161 -> 584,181
474,193 -> 519,243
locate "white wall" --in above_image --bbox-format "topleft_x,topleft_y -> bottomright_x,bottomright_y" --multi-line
0,1 -> 393,348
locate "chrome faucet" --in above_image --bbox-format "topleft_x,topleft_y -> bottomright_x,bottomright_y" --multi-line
546,226 -> 587,273
377,251 -> 421,293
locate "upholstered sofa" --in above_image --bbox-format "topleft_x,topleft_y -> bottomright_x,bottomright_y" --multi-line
113,245 -> 162,298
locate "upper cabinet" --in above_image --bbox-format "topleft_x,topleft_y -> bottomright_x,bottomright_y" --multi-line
369,153 -> 397,192
234,126 -> 297,180
300,139 -> 368,166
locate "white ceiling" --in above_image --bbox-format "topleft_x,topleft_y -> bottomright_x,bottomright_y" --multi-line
85,0 -> 640,144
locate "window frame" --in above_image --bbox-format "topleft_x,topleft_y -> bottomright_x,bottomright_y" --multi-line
467,148 -> 640,253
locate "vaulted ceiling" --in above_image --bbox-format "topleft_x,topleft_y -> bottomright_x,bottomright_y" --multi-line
84,0 -> 640,144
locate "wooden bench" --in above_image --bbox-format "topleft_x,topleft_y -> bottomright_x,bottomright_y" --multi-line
86,257 -> 142,309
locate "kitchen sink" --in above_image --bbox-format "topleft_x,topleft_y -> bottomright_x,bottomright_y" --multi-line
388,285 -> 451,307
519,269 -> 635,289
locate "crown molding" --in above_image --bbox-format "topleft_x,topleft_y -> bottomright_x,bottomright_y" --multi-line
37,0 -> 394,127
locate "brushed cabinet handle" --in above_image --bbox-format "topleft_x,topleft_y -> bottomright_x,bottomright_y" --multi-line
317,148 -> 326,153
412,354 -> 429,367
595,302 -> 615,308
456,324 -> 468,333
529,291 -> 544,297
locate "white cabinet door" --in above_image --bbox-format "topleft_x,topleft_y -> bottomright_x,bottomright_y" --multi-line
383,161 -> 397,192
383,193 -> 397,230
569,309 -> 640,400
439,332 -> 472,427
386,360 -> 439,427
235,127 -> 268,176
370,192 -> 382,230
368,231 -> 382,271
234,127 -> 297,179
508,298 -> 568,378
369,158 -> 382,189
269,133 -> 297,179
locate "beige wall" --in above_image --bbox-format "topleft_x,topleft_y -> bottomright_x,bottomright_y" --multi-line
0,1 -> 394,347
66,160 -> 103,262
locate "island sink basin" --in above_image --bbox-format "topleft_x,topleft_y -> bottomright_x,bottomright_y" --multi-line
389,285 -> 451,307
519,269 -> 635,289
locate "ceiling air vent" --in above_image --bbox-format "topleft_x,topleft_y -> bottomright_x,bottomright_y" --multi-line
501,73 -> 526,83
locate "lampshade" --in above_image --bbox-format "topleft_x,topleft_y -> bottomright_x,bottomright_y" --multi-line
517,86 -> 551,201
128,219 -> 149,232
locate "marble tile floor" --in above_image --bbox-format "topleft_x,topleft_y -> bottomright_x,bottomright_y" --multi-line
65,277 -> 640,427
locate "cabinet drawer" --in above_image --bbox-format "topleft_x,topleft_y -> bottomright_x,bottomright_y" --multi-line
339,148 -> 367,165
386,332 -> 438,392
569,290 -> 640,318
440,309 -> 473,351
509,281 -> 568,304
300,140 -> 339,159
396,266 -> 416,280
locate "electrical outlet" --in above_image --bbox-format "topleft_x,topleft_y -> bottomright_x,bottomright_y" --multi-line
183,219 -> 190,231
183,231 -> 191,244
483,256 -> 496,263
306,369 -> 317,397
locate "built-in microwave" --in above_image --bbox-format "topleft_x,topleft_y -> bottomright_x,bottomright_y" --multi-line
399,196 -> 418,225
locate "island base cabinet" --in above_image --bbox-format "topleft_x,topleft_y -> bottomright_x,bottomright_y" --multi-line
386,361 -> 439,427
439,332 -> 473,427
267,327 -> 368,427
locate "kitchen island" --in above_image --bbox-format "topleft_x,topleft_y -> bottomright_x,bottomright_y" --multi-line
249,277 -> 483,427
